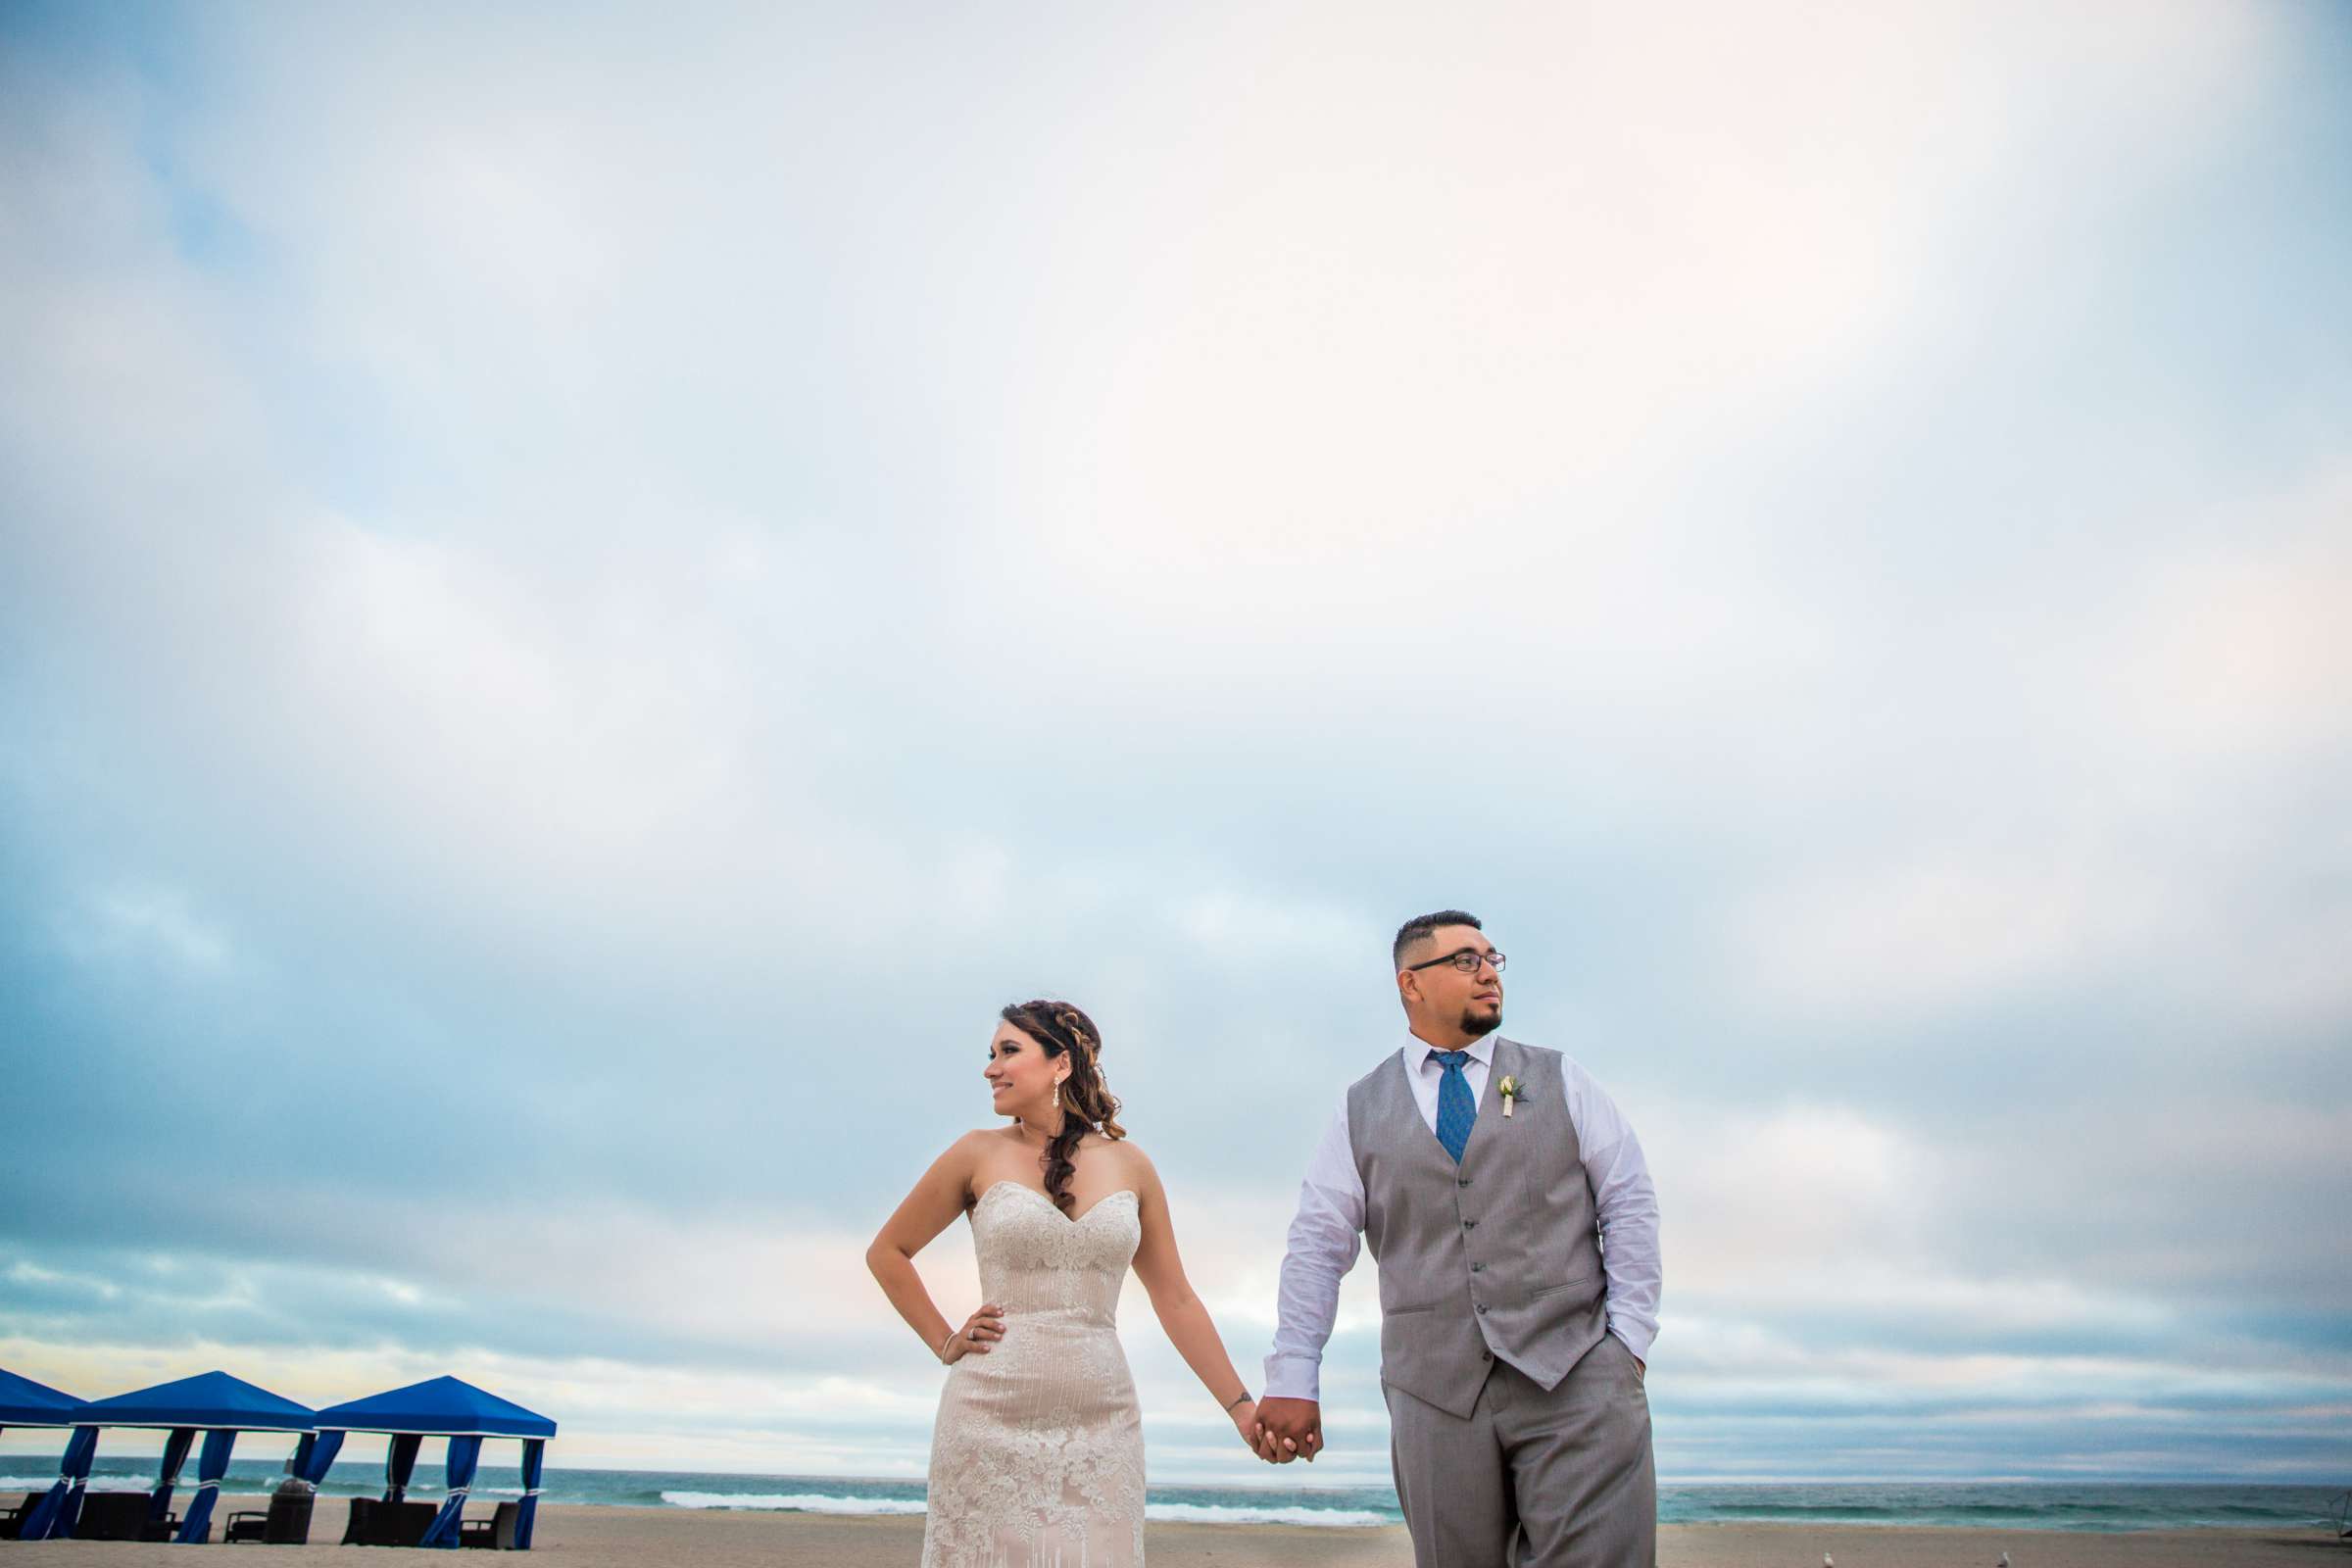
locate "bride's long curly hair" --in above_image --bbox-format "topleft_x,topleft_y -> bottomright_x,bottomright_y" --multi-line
1001,999 -> 1126,1214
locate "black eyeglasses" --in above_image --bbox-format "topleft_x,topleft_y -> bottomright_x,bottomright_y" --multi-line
1403,948 -> 1506,975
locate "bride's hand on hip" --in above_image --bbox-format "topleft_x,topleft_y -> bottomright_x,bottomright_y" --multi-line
940,1303 -> 1004,1363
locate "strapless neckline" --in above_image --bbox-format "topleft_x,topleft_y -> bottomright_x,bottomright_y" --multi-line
977,1179 -> 1139,1228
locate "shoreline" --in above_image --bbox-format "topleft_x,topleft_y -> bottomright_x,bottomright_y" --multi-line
23,1496 -> 2333,1564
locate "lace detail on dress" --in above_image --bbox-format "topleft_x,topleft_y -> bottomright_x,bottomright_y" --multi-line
921,1184 -> 1147,1568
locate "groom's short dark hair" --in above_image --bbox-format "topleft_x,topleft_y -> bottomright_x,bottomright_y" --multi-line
1394,909 -> 1482,970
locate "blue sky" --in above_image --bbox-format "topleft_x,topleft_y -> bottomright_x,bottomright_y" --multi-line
2,0 -> 2347,1486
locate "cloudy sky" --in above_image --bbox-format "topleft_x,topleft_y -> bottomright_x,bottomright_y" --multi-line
3,0 -> 2346,1487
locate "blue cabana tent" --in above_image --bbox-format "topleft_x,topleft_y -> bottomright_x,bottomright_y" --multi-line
310,1377 -> 556,1550
0,1366 -> 84,1430
23,1370 -> 316,1544
2,1369 -> 86,1541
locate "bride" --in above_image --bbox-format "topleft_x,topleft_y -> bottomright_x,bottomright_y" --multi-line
867,1000 -> 1265,1567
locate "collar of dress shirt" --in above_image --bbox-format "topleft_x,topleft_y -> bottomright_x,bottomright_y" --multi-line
1407,1031 -> 1495,1070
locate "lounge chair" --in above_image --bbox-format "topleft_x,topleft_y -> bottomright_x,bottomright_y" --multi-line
462,1499 -> 520,1549
74,1490 -> 183,1543
390,1494 -> 442,1542
342,1495 -> 440,1547
383,1499 -> 439,1546
226,1486 -> 317,1544
0,1492 -> 46,1540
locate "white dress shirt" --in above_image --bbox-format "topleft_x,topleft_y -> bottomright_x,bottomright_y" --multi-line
1262,1032 -> 1661,1402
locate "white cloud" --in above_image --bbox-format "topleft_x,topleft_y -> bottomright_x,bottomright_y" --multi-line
50,885 -> 235,976
1722,846 -> 2184,1020
3,0 -> 2344,1484
1715,463 -> 2352,1028
2112,467 -> 2352,761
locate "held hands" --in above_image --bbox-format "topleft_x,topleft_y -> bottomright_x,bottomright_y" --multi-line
1251,1396 -> 1322,1464
939,1303 -> 1004,1364
1226,1397 -> 1258,1452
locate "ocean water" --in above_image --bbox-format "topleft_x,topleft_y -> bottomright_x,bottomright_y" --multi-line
0,1459 -> 2338,1534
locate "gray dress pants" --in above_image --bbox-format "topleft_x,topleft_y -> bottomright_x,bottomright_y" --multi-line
1385,1333 -> 1655,1568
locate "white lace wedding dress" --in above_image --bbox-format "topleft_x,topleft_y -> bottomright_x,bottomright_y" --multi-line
921,1180 -> 1147,1567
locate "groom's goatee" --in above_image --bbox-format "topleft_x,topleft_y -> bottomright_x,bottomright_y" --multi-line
1462,1010 -> 1500,1037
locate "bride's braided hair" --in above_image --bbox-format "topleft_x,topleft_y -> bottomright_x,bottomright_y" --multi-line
1001,1000 -> 1126,1216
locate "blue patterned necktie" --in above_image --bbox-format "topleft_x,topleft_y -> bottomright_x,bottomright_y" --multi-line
1430,1050 -> 1477,1163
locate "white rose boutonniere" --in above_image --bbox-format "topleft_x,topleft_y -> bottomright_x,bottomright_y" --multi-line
1498,1075 -> 1521,1117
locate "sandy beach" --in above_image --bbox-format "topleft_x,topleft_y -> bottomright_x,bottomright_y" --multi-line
21,1496 -> 2331,1565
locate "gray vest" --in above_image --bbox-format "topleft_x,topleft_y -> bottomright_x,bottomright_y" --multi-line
1347,1037 -> 1609,1419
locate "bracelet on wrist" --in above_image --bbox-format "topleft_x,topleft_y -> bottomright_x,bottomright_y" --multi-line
937,1329 -> 957,1361
1223,1390 -> 1251,1412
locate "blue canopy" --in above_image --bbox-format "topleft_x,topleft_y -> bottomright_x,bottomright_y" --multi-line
80,1369 -> 317,1432
0,1366 -> 83,1426
315,1378 -> 555,1550
314,1376 -> 556,1439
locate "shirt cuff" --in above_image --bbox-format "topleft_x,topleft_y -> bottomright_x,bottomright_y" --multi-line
1260,1352 -> 1322,1403
1608,1320 -> 1655,1364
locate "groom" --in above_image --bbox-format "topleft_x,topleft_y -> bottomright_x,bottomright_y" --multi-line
1254,910 -> 1660,1566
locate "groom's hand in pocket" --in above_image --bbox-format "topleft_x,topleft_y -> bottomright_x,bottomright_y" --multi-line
1253,1396 -> 1322,1464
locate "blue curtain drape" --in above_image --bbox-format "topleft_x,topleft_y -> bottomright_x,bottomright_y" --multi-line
21,1424 -> 99,1541
515,1438 -> 545,1549
149,1427 -> 196,1523
175,1428 -> 238,1544
385,1433 -> 423,1501
295,1428 -> 346,1485
417,1435 -> 482,1549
